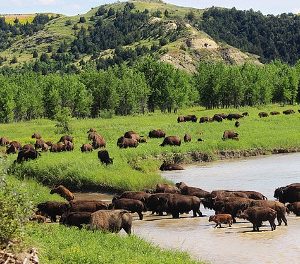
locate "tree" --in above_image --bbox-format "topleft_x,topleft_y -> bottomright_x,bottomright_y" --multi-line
79,17 -> 86,23
54,107 -> 72,133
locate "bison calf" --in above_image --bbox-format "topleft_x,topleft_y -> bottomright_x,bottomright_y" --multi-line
50,185 -> 74,201
209,214 -> 233,228
111,198 -> 145,220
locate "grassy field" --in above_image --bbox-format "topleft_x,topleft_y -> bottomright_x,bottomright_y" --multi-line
2,104 -> 300,191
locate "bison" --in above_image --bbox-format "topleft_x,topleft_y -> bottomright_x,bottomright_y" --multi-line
6,141 -> 22,154
117,191 -> 151,205
184,115 -> 197,122
237,206 -> 277,231
31,133 -> 42,139
227,113 -> 243,120
16,148 -> 39,163
92,136 -> 106,149
50,142 -> 65,152
274,183 -> 300,204
124,131 -> 140,142
98,150 -> 113,165
90,210 -> 133,234
258,112 -> 268,118
199,116 -> 212,123
87,128 -> 97,133
209,214 -> 233,228
286,202 -> 300,216
69,200 -> 109,212
270,111 -> 280,115
155,183 -> 180,194
160,136 -> 181,147
59,135 -> 73,143
149,129 -> 166,138
235,121 -> 240,127
60,212 -> 92,228
159,162 -> 184,171
222,130 -> 239,140
242,112 -> 249,117
117,137 -> 138,148
50,185 -> 74,201
212,114 -> 223,122
177,116 -> 185,123
283,109 -> 295,115
175,182 -> 209,199
0,137 -> 9,146
110,198 -> 145,220
183,134 -> 191,142
81,143 -> 93,152
36,201 -> 69,222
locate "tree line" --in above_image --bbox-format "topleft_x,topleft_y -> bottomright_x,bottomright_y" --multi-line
0,57 -> 300,123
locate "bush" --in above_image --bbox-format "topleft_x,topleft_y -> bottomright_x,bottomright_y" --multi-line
79,17 -> 86,23
0,176 -> 32,246
54,107 -> 72,134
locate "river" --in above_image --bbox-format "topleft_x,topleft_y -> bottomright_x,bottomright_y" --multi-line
132,153 -> 300,264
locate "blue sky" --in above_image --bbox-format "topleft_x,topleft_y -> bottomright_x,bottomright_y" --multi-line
0,0 -> 299,15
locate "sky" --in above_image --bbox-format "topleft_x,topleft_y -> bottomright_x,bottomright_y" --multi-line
0,0 -> 299,16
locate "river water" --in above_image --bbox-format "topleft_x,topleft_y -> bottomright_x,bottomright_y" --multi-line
132,153 -> 300,264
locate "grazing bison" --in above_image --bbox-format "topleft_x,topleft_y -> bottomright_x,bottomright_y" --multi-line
237,206 -> 277,231
90,210 -> 133,234
199,117 -> 212,123
286,202 -> 300,216
177,116 -> 185,123
22,144 -> 35,151
98,150 -> 113,165
227,113 -> 243,120
60,212 -> 91,228
64,140 -> 74,151
209,214 -> 233,228
16,148 -> 39,163
87,128 -> 97,133
6,141 -> 22,154
160,136 -> 181,147
149,129 -> 166,138
155,183 -> 180,194
270,111 -> 280,115
36,201 -> 69,222
274,183 -> 300,204
92,136 -> 106,149
249,200 -> 287,226
283,109 -> 295,115
59,135 -> 73,143
242,112 -> 249,117
81,143 -> 93,152
110,198 -> 145,220
184,115 -> 197,122
50,185 -> 74,201
183,134 -> 191,142
0,137 -> 9,146
69,200 -> 109,212
197,138 -> 204,142
222,130 -> 239,140
50,142 -> 65,152
159,162 -> 184,171
124,131 -> 140,142
88,132 -> 102,141
117,136 -> 138,148
258,112 -> 268,118
175,182 -> 209,198
212,114 -> 223,122
235,121 -> 240,127
34,139 -> 45,149
31,133 -> 42,139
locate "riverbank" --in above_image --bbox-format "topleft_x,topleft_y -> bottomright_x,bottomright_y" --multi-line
2,104 -> 300,192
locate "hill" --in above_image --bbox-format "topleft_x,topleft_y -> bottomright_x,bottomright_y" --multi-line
0,0 -> 260,72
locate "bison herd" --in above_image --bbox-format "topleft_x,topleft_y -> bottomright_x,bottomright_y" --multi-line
31,182 -> 300,234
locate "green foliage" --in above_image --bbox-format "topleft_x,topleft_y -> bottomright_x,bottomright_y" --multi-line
55,107 -> 72,134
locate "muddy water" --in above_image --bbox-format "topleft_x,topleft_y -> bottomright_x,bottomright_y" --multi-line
133,153 -> 300,264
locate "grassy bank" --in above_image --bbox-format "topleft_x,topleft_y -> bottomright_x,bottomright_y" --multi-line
2,104 -> 300,191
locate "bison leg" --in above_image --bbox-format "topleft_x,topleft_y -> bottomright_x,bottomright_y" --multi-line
281,215 -> 287,226
214,223 -> 218,228
123,224 -> 132,235
50,214 -> 57,223
232,217 -> 236,223
277,216 -> 282,226
137,211 -> 143,220
172,211 -> 180,218
194,209 -> 202,217
219,223 -> 222,228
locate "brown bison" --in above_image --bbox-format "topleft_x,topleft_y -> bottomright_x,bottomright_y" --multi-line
90,210 -> 133,234
60,212 -> 92,228
34,139 -> 45,149
92,136 -> 106,149
209,214 -> 233,228
177,116 -> 185,123
50,142 -> 65,152
0,137 -> 9,146
249,200 -> 287,226
88,132 -> 103,141
258,112 -> 268,118
117,191 -> 151,204
149,129 -> 166,138
212,114 -> 223,122
87,128 -> 97,133
184,115 -> 197,122
159,162 -> 184,171
124,131 -> 140,142
274,183 -> 300,204
117,137 -> 138,148
81,143 -> 93,152
36,201 -> 69,222
59,135 -> 73,143
175,182 -> 209,199
22,144 -> 35,151
155,183 -> 180,194
31,133 -> 42,139
283,109 -> 295,115
69,200 -> 109,212
270,111 -> 280,115
227,113 -> 243,120
98,150 -> 113,165
16,148 -> 40,163
160,136 -> 181,147
50,185 -> 74,201
237,207 -> 277,231
222,130 -> 239,140
64,140 -> 74,151
110,198 -> 145,220
199,116 -> 212,123
6,141 -> 22,154
184,134 -> 191,142
286,202 -> 300,216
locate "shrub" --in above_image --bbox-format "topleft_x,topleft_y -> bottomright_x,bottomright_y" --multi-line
54,107 -> 72,133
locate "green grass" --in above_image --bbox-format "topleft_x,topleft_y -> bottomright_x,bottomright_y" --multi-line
3,104 -> 300,191
25,224 -> 199,264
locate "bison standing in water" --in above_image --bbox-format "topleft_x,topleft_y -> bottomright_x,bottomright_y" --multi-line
110,198 -> 145,220
222,130 -> 239,140
98,150 -> 113,165
209,214 -> 233,228
60,212 -> 91,228
160,136 -> 181,147
90,210 -> 133,235
36,201 -> 69,222
274,183 -> 300,204
287,202 -> 300,216
237,207 -> 277,231
50,185 -> 74,201
159,161 -> 184,171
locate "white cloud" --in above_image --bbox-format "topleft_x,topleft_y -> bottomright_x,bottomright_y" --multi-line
37,0 -> 57,5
